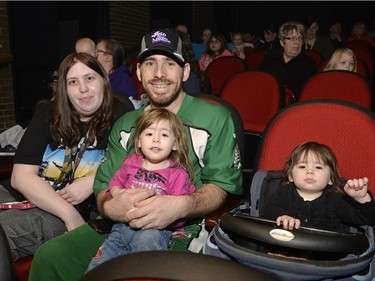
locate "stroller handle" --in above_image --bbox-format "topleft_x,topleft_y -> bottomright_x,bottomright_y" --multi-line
219,212 -> 369,255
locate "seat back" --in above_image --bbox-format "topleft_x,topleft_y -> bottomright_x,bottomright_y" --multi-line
353,49 -> 374,82
345,39 -> 374,53
244,50 -> 269,70
220,70 -> 285,133
305,50 -> 323,70
79,250 -> 280,281
205,56 -> 247,96
298,70 -> 373,110
254,100 -> 375,194
220,70 -> 285,171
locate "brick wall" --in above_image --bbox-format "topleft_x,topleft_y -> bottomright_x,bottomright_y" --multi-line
109,2 -> 151,56
0,1 -> 16,133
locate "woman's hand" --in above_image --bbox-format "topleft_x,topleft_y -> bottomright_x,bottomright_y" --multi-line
58,176 -> 95,205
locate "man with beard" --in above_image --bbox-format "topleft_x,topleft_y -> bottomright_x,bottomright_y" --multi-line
29,29 -> 243,281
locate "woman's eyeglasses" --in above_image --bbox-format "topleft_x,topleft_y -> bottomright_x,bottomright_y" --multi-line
284,36 -> 304,42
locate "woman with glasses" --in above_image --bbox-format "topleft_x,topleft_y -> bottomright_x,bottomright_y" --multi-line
95,39 -> 138,101
198,32 -> 233,71
259,20 -> 315,102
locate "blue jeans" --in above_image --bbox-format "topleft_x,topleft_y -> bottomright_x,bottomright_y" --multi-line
86,223 -> 172,272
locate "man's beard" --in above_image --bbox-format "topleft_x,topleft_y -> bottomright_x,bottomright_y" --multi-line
146,83 -> 183,108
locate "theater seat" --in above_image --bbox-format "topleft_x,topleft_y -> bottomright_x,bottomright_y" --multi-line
14,256 -> 33,281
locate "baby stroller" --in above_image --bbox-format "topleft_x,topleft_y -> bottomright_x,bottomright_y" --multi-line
205,100 -> 375,280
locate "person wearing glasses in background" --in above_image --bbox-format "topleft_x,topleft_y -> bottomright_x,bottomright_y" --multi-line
198,32 -> 233,72
259,20 -> 315,102
95,39 -> 138,104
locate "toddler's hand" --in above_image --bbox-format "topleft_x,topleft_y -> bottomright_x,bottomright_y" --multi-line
344,177 -> 371,203
276,215 -> 301,230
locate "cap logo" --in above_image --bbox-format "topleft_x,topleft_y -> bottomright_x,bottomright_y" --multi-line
151,31 -> 171,45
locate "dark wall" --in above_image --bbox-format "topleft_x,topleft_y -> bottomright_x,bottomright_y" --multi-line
150,1 -> 375,42
213,1 -> 375,39
8,1 -> 109,123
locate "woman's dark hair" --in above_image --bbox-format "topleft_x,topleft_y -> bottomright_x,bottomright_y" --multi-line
52,52 -> 114,147
175,29 -> 206,92
263,23 -> 278,35
205,32 -> 227,58
305,16 -> 319,30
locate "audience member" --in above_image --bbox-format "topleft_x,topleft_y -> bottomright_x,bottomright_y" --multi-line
95,39 -> 138,101
175,24 -> 189,35
347,21 -> 375,48
75,38 -> 96,56
231,32 -> 254,59
327,20 -> 347,49
367,20 -> 375,39
256,23 -> 282,51
199,32 -> 234,71
259,20 -> 315,101
0,53 -> 131,261
304,16 -> 335,60
192,27 -> 212,61
29,28 -> 242,281
86,108 -> 196,272
262,141 -> 375,232
175,29 -> 206,95
324,48 -> 357,72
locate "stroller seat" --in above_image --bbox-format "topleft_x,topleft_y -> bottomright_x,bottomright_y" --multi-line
205,100 -> 375,280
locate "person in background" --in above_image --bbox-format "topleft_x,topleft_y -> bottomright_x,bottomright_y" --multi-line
199,32 -> 234,71
0,53 -> 131,260
256,23 -> 282,52
259,20 -> 315,101
192,27 -> 213,61
175,29 -> 206,95
85,108 -> 195,272
304,16 -> 335,60
29,28 -> 242,281
262,141 -> 374,232
231,32 -> 254,59
75,38 -> 96,57
367,20 -> 375,39
95,38 -> 138,101
175,24 -> 189,36
347,21 -> 375,48
327,20 -> 347,49
324,48 -> 357,72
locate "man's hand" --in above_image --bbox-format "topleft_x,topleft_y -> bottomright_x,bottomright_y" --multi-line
100,188 -> 155,223
127,194 -> 186,229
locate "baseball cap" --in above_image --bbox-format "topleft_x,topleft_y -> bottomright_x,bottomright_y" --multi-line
138,29 -> 185,65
